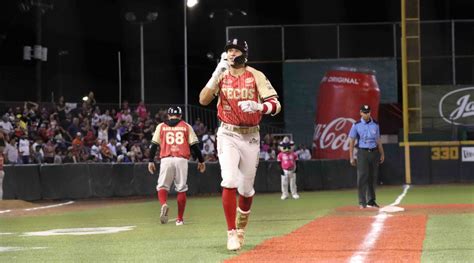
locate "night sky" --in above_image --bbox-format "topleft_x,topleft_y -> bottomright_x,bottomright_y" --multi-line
0,0 -> 472,105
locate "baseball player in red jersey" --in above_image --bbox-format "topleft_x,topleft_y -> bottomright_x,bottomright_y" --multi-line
199,39 -> 281,251
277,137 -> 299,200
148,106 -> 206,226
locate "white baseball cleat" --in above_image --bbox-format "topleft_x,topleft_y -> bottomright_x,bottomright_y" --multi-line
160,204 -> 169,224
227,229 -> 241,251
175,220 -> 184,226
281,194 -> 288,200
292,194 -> 300,199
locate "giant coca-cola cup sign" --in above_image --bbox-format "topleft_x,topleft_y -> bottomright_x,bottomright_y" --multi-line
313,67 -> 380,159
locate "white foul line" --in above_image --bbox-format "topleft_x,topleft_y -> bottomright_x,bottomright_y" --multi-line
349,185 -> 411,263
23,201 -> 75,211
0,210 -> 12,214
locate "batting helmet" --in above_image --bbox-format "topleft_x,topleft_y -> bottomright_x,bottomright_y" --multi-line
167,106 -> 182,116
224,38 -> 248,56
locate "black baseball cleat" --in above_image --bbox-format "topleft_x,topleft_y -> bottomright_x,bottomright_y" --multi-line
359,204 -> 367,209
367,201 -> 380,208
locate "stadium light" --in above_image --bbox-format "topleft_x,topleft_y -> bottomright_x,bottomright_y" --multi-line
184,0 -> 198,122
124,11 -> 158,103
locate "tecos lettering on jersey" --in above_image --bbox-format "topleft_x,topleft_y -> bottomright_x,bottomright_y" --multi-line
217,66 -> 278,126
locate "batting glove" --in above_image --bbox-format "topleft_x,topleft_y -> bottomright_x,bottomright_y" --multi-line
212,52 -> 229,78
206,52 -> 229,89
238,100 -> 263,113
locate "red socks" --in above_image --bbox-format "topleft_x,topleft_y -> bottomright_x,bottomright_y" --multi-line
158,189 -> 168,206
177,192 -> 187,221
222,188 -> 237,230
158,190 -> 187,221
238,195 -> 253,212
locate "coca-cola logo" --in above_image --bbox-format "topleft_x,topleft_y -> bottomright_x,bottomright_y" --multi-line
313,117 -> 356,151
439,87 -> 474,126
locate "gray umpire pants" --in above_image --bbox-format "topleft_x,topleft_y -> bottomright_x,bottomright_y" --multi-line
356,149 -> 379,205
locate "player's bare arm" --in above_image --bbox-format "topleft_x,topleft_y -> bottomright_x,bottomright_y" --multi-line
199,87 -> 216,106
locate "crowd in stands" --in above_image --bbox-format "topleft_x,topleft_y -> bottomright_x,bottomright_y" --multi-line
0,92 -> 311,165
259,134 -> 312,161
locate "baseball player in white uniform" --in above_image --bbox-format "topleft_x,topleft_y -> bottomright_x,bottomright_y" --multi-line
199,39 -> 281,250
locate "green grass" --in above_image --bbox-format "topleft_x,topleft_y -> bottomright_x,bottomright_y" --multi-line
0,185 -> 473,262
422,214 -> 474,262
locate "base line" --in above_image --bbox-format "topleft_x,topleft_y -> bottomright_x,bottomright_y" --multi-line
348,185 -> 411,263
23,201 -> 75,211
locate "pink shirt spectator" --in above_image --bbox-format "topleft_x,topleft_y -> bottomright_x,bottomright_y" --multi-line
135,101 -> 148,120
277,152 -> 298,170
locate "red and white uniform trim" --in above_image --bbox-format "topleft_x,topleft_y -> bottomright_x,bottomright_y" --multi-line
211,66 -> 281,126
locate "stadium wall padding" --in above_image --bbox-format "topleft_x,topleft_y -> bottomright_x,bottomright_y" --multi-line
3,165 -> 42,201
2,143 -> 471,201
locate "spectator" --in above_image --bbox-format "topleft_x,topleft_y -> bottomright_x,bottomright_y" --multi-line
130,142 -> 143,162
72,132 -> 84,149
71,132 -> 84,161
135,100 -> 148,120
97,122 -> 109,143
268,147 -> 276,160
18,135 -> 31,164
54,148 -> 63,164
143,122 -> 155,141
53,127 -> 70,150
100,140 -> 113,162
202,130 -> 216,154
56,96 -> 67,121
63,149 -> 76,163
67,117 -> 81,139
84,91 -> 97,108
3,137 -> 19,164
297,144 -> 312,160
0,115 -> 14,135
259,147 -> 270,161
119,109 -> 133,127
201,143 -> 217,162
83,125 -> 96,148
60,113 -> 72,131
90,139 -> 102,162
32,144 -> 44,164
107,138 -> 118,160
91,107 -> 101,129
192,118 -> 208,140
43,139 -> 56,163
100,109 -> 113,124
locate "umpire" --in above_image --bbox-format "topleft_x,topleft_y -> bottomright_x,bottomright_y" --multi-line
348,105 -> 385,209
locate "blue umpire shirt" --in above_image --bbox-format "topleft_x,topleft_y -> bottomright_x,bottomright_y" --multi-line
348,118 -> 380,149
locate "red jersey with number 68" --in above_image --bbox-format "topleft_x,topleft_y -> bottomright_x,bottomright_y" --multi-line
152,120 -> 199,159
214,66 -> 278,126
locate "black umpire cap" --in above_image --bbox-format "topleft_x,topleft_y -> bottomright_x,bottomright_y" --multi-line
360,104 -> 371,113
